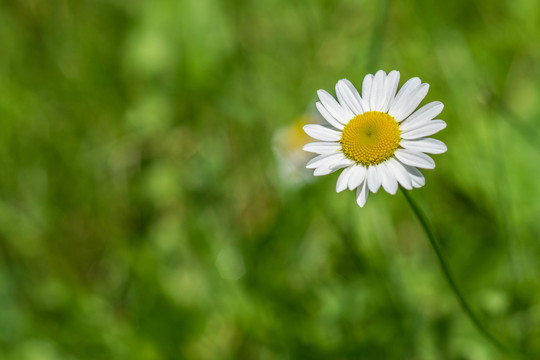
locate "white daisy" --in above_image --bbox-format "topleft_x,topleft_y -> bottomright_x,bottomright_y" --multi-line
303,70 -> 447,207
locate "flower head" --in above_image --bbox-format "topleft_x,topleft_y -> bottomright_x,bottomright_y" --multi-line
303,70 -> 447,207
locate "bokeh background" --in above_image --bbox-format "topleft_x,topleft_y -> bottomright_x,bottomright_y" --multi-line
1,0 -> 540,359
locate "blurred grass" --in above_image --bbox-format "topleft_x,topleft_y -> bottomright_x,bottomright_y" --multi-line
1,0 -> 540,359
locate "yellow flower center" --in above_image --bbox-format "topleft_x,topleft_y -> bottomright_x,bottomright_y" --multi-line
341,111 -> 401,166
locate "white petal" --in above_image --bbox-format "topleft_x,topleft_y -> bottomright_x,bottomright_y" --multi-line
403,165 -> 425,188
400,138 -> 447,154
356,180 -> 369,207
329,157 -> 355,170
306,152 -> 345,169
312,155 -> 354,176
303,124 -> 342,141
313,166 -> 339,176
361,74 -> 373,111
394,149 -> 435,169
400,120 -> 447,139
317,90 -> 354,124
315,102 -> 344,130
302,142 -> 342,154
380,162 -> 398,195
370,70 -> 386,112
387,158 -> 412,190
336,166 -> 353,193
388,77 -> 421,120
367,165 -> 381,193
335,84 -> 347,111
399,101 -> 444,132
336,79 -> 364,115
347,165 -> 367,190
393,83 -> 429,122
382,70 -> 400,112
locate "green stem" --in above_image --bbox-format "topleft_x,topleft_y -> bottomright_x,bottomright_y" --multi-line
400,188 -> 507,353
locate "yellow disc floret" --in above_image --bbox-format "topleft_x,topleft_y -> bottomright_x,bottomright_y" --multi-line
341,111 -> 401,166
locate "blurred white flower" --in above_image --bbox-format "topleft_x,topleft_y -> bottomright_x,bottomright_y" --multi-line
273,113 -> 322,186
303,70 -> 447,207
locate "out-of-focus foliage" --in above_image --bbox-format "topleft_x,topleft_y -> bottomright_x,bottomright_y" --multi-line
1,0 -> 540,358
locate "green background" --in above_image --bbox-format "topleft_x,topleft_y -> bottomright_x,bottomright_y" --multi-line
1,0 -> 539,359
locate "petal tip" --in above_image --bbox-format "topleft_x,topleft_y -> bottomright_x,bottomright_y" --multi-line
437,120 -> 448,130
317,89 -> 328,98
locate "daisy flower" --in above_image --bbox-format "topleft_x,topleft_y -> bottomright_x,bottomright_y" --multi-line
303,70 -> 447,207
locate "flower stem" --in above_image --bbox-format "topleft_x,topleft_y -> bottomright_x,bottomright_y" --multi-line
400,188 -> 508,353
